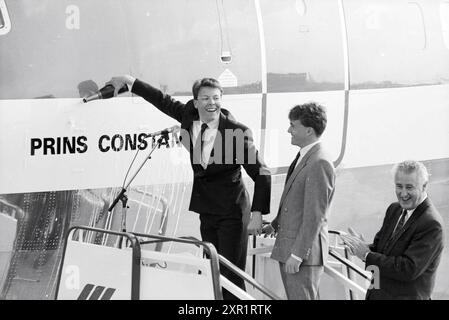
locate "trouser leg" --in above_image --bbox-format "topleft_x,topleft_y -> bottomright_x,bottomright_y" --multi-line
200,213 -> 248,300
279,262 -> 323,300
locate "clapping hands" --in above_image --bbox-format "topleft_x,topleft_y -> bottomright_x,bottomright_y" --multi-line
340,227 -> 370,260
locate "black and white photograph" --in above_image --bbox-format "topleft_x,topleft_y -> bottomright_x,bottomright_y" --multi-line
0,0 -> 448,305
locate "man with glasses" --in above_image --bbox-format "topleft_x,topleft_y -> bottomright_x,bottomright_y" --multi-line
107,75 -> 271,299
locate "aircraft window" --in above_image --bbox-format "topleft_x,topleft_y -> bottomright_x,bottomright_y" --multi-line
345,1 -> 444,88
124,0 -> 262,96
260,0 -> 345,92
0,0 -> 11,35
441,1 -> 449,50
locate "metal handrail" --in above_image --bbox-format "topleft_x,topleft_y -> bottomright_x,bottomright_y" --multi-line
55,226 -> 142,300
132,188 -> 169,235
250,230 -> 371,299
0,198 -> 25,220
246,239 -> 369,299
328,230 -> 372,281
327,229 -> 371,299
217,253 -> 282,300
252,231 -> 369,278
131,232 -> 223,300
328,249 -> 371,280
177,235 -> 281,300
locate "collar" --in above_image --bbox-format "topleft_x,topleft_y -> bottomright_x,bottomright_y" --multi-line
299,140 -> 320,158
198,117 -> 219,130
406,195 -> 428,216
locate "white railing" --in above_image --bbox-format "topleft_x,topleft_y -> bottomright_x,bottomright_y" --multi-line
247,233 -> 372,300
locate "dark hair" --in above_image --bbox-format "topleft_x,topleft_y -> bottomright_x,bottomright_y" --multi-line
288,102 -> 327,137
192,78 -> 223,99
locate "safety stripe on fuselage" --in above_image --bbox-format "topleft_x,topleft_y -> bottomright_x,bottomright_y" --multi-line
76,284 -> 116,300
89,286 -> 106,300
77,284 -> 94,300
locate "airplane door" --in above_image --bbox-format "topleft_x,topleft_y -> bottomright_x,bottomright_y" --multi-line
258,0 -> 348,171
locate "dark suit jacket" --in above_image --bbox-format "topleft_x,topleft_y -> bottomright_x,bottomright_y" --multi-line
365,198 -> 445,300
132,79 -> 271,217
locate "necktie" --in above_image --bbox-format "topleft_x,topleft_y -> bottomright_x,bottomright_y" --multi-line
194,123 -> 208,166
286,151 -> 301,182
391,209 -> 407,239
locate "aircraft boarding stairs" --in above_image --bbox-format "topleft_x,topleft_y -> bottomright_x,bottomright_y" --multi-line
0,201 -> 22,294
55,226 -> 373,300
247,230 -> 372,299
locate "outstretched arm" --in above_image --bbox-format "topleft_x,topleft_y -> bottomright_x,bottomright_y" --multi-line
107,75 -> 185,123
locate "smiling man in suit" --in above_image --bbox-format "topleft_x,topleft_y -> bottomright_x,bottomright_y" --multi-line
264,102 -> 336,300
342,160 -> 445,300
107,75 -> 271,299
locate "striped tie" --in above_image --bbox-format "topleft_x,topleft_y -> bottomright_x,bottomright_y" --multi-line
391,209 -> 407,239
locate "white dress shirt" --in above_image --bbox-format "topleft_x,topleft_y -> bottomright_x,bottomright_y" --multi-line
191,118 -> 219,168
391,196 -> 427,233
294,140 -> 320,170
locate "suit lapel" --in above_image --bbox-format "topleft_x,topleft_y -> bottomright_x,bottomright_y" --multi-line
378,206 -> 402,252
278,143 -> 321,209
383,199 -> 429,254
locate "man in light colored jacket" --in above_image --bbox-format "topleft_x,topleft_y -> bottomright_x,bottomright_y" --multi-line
264,102 -> 335,300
